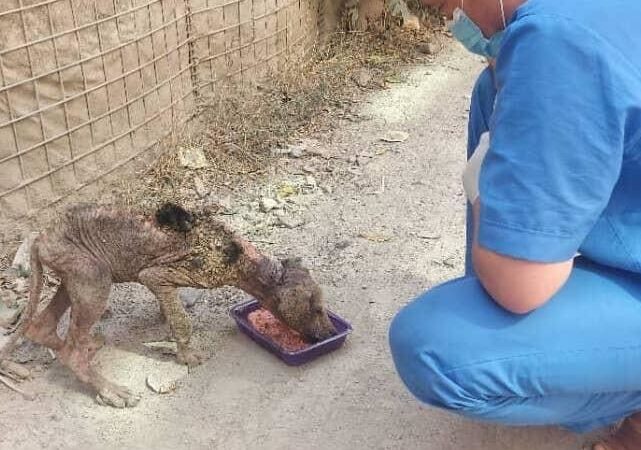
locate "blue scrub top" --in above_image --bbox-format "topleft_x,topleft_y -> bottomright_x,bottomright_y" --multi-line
478,0 -> 641,273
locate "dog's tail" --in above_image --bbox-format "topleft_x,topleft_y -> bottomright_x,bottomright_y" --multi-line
0,237 -> 43,361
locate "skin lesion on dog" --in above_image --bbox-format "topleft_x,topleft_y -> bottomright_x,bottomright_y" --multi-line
0,202 -> 336,408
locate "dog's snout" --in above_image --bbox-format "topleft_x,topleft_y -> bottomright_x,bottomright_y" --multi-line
310,326 -> 337,342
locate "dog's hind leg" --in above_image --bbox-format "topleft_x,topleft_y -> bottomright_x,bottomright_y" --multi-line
24,283 -> 70,351
56,258 -> 140,408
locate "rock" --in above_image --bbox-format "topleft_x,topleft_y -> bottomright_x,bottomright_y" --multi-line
0,360 -> 30,380
178,144 -> 209,169
146,373 -> 177,394
1,289 -> 18,308
274,141 -> 310,158
353,68 -> 372,88
380,131 -> 409,143
12,278 -> 28,294
335,240 -> 352,250
288,145 -> 305,158
259,198 -> 279,213
178,288 -> 204,308
0,303 -> 20,328
193,177 -> 208,198
277,216 -> 304,229
402,14 -> 420,31
416,41 -> 440,55
11,233 -> 39,277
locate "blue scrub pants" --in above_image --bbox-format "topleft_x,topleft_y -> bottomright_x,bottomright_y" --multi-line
389,68 -> 641,433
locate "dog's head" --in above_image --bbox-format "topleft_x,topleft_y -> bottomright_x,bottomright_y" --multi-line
258,257 -> 336,342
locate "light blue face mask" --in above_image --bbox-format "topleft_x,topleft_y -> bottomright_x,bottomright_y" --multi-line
448,2 -> 506,59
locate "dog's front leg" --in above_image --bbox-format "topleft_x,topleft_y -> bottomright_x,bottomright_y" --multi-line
138,268 -> 203,367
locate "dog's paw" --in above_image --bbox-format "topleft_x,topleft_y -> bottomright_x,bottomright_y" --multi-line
177,348 -> 203,368
95,383 -> 141,408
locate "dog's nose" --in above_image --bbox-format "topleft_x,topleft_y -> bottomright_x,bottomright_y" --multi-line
311,328 -> 336,342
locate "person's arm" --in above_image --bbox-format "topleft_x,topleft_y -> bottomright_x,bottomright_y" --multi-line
467,17 -> 625,314
471,201 -> 573,314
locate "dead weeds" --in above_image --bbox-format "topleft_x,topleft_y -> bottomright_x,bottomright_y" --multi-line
119,22 -> 442,209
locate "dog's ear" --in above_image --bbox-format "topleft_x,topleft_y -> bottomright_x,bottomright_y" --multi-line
222,240 -> 242,264
156,203 -> 194,232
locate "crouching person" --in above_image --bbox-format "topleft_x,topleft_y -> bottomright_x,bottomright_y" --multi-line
390,0 -> 641,448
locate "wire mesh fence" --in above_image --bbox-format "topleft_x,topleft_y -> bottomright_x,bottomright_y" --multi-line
0,0 -> 323,235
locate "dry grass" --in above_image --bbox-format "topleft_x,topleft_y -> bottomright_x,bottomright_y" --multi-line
118,20 -> 442,208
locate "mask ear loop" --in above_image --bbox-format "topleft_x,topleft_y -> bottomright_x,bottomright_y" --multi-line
498,0 -> 506,28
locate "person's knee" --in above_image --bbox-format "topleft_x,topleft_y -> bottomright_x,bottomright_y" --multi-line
389,285 -> 485,413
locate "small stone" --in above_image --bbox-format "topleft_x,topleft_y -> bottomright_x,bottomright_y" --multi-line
380,131 -> 409,143
305,176 -> 317,187
178,288 -> 203,308
12,278 -> 27,294
277,216 -> 304,229
193,177 -> 208,198
178,144 -> 209,169
1,289 -> 18,307
335,240 -> 352,250
353,68 -> 372,88
259,198 -> 279,213
402,15 -> 420,31
146,374 -> 177,394
289,146 -> 305,158
270,147 -> 291,157
302,165 -> 316,173
0,303 -> 20,328
416,43 -> 431,54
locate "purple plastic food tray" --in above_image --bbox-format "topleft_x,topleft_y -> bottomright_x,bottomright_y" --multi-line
230,299 -> 352,366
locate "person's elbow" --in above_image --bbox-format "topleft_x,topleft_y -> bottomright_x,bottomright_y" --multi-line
472,244 -> 574,315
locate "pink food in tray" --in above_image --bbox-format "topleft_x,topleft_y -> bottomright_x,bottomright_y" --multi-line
247,308 -> 310,352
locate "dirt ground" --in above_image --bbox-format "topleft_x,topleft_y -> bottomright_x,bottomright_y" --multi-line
0,43 -> 601,450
